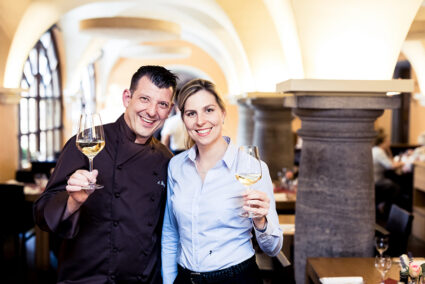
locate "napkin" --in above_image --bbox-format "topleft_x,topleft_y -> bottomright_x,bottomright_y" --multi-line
320,276 -> 364,284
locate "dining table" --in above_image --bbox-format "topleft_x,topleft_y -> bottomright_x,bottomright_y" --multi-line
274,190 -> 296,214
306,257 -> 406,284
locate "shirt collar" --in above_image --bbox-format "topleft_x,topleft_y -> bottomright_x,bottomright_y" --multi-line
118,114 -> 155,149
186,136 -> 236,170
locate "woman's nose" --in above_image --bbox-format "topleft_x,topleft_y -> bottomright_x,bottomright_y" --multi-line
196,113 -> 206,125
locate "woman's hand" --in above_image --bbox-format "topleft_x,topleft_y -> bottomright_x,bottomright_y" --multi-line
242,189 -> 270,230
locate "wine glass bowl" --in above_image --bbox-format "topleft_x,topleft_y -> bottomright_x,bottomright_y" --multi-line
375,236 -> 389,257
76,113 -> 105,190
235,145 -> 262,218
374,255 -> 392,284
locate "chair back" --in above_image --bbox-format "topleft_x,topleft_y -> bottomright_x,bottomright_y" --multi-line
385,204 -> 414,256
0,184 -> 27,235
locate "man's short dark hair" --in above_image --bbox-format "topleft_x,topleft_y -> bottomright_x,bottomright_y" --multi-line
130,65 -> 178,99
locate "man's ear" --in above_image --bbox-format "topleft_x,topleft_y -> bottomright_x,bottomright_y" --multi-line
122,89 -> 132,107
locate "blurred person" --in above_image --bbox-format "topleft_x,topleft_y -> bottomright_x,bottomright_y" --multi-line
161,105 -> 186,155
34,65 -> 177,284
161,79 -> 283,284
372,131 -> 404,219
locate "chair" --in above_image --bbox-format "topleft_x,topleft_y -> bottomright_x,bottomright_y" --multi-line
31,161 -> 56,178
15,169 -> 35,183
376,204 -> 413,257
0,184 -> 34,269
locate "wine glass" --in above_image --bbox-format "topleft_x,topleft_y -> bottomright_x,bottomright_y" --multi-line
374,255 -> 392,284
235,145 -> 262,218
375,236 -> 389,257
76,113 -> 105,190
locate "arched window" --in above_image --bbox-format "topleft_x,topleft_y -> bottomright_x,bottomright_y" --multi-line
19,27 -> 63,169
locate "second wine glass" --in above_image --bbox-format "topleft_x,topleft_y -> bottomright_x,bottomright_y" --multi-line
375,236 -> 389,257
374,255 -> 392,284
76,113 -> 105,190
235,145 -> 262,218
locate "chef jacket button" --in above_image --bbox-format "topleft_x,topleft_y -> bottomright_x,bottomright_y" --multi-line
114,192 -> 120,198
113,221 -> 119,227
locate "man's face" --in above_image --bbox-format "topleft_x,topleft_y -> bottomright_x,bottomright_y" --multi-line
123,76 -> 173,144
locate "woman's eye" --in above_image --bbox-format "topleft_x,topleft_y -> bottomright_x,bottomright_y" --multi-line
186,111 -> 195,117
206,108 -> 214,113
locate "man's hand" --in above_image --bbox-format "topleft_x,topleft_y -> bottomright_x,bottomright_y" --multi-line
64,169 -> 98,218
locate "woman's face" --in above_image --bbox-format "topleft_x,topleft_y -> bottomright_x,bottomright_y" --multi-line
182,90 -> 225,148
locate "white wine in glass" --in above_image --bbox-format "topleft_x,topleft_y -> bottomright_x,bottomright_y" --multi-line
235,145 -> 262,218
76,113 -> 105,190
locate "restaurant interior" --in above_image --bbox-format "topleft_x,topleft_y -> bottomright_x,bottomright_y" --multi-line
2,0 -> 425,283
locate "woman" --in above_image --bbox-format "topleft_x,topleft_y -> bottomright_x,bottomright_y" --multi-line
372,131 -> 403,219
161,79 -> 283,284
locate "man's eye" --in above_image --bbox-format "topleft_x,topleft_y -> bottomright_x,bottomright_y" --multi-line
159,102 -> 169,108
140,97 -> 148,102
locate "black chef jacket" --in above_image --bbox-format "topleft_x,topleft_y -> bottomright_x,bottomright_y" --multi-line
34,115 -> 173,284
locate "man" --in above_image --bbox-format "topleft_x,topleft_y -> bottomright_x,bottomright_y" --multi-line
34,65 -> 177,284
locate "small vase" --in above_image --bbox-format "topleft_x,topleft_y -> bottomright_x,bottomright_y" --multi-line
400,273 -> 408,284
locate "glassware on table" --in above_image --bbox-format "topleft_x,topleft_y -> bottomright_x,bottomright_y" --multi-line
34,173 -> 48,191
374,255 -> 392,284
235,145 -> 262,218
76,113 -> 105,190
375,236 -> 389,257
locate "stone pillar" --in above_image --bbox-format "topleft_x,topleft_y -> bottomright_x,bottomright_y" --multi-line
236,98 -> 254,146
249,97 -> 294,180
277,79 -> 412,284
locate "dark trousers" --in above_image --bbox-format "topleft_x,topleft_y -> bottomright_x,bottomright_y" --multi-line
173,256 -> 262,284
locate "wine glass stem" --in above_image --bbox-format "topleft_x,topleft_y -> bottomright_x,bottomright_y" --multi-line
89,158 -> 94,172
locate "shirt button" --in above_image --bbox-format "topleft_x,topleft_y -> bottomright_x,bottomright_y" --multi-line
114,192 -> 120,198
148,222 -> 153,227
113,221 -> 119,227
117,165 -> 122,170
110,274 -> 115,280
150,196 -> 155,202
112,248 -> 118,253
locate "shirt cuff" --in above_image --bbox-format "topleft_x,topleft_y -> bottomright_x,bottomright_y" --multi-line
253,218 -> 268,233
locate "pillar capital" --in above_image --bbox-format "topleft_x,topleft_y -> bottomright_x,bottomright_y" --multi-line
277,79 -> 413,110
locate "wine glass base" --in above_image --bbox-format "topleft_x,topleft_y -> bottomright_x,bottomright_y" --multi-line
239,211 -> 260,218
82,184 -> 104,190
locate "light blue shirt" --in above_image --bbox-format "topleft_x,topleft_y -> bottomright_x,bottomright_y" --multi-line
161,137 -> 283,284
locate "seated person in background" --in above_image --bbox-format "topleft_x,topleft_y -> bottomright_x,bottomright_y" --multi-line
161,105 -> 186,155
372,131 -> 404,219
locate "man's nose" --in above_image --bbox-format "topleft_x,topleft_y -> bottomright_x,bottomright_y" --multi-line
146,102 -> 156,117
